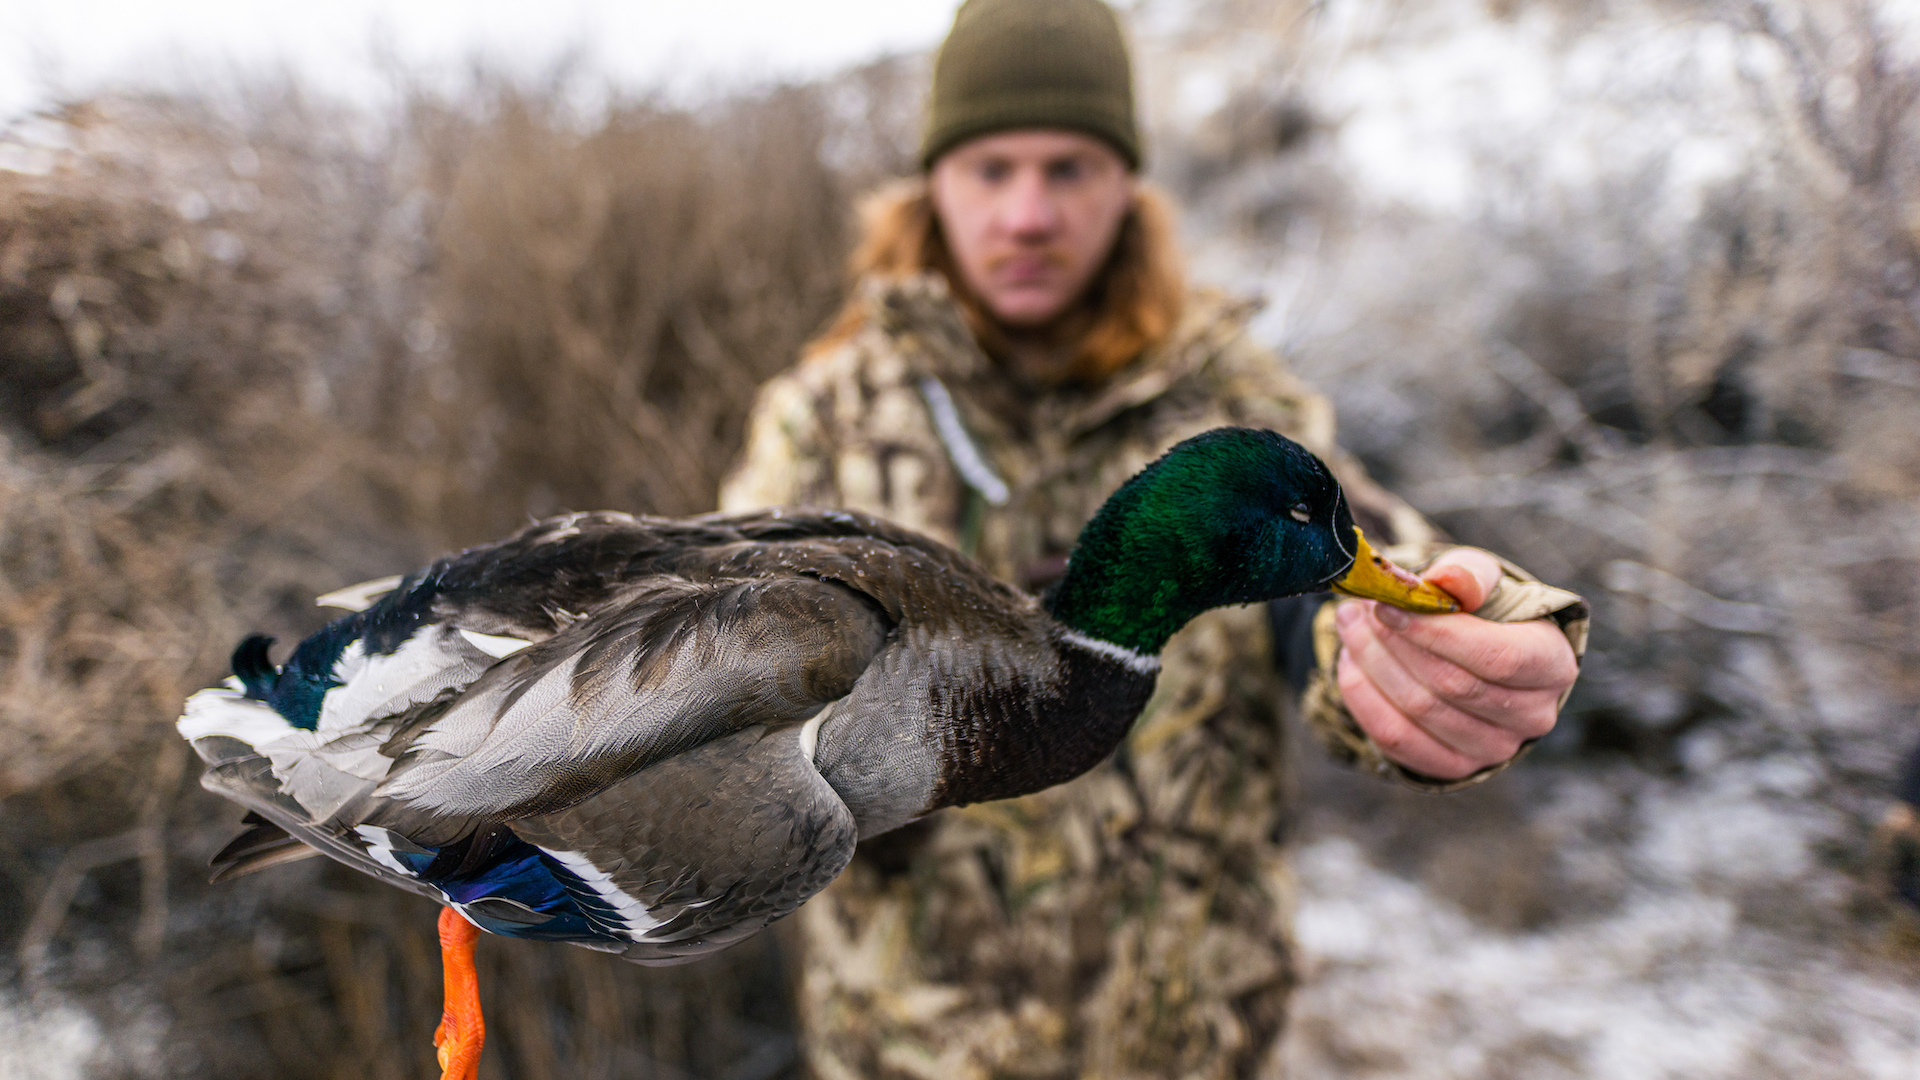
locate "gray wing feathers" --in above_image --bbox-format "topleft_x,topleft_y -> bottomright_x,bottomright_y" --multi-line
373,576 -> 889,824
192,735 -> 446,904
508,722 -> 858,965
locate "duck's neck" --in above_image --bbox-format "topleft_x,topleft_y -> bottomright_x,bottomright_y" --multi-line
1044,475 -> 1240,658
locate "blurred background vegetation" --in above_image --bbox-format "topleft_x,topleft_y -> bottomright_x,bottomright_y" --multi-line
2,1 -> 1917,1077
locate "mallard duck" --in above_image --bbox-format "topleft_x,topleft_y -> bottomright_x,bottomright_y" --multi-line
176,426 -> 1455,1079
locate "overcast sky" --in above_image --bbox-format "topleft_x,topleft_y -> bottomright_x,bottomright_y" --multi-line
0,0 -> 967,121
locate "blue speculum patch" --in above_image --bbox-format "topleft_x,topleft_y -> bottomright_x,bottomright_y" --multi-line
388,830 -> 627,944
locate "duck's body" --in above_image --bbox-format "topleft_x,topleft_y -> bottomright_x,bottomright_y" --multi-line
183,507 -> 1161,962
177,427 -> 1457,1076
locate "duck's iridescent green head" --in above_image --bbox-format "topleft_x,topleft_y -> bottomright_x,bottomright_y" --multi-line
1045,427 -> 1454,656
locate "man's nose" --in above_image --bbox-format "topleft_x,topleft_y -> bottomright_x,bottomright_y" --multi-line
1000,169 -> 1060,238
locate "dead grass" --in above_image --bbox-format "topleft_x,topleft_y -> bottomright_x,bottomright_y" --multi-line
397,79 -> 864,537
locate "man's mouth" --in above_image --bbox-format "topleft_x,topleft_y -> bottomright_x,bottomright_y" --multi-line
990,251 -> 1068,282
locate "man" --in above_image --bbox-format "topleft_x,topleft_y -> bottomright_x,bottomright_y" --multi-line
720,1 -> 1586,1075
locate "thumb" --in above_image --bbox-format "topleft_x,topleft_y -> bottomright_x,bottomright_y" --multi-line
1419,547 -> 1503,614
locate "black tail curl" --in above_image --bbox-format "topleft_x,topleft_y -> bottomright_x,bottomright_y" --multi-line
231,634 -> 278,700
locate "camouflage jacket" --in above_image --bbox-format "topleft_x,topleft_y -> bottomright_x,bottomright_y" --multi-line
719,275 -> 1587,1080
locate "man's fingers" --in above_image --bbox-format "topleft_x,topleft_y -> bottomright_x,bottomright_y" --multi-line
1420,548 -> 1503,614
1422,563 -> 1487,613
1339,610 -> 1531,761
1336,650 -> 1480,779
1366,603 -> 1577,690
1333,584 -> 1578,776
1360,608 -> 1562,738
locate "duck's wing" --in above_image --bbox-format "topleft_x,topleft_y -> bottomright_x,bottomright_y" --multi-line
197,713 -> 856,960
506,718 -> 857,964
355,571 -> 888,837
190,729 -> 454,904
183,564 -> 889,901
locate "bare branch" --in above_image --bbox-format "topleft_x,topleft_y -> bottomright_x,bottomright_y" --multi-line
1488,341 -> 1625,462
19,828 -> 154,990
1602,559 -> 1783,634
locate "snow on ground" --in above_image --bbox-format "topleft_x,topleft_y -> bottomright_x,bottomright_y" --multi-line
1279,765 -> 1920,1079
0,991 -> 139,1080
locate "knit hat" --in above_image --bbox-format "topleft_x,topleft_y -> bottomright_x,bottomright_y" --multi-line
920,0 -> 1140,170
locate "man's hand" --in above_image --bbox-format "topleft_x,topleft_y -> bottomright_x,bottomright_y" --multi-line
1335,548 -> 1579,780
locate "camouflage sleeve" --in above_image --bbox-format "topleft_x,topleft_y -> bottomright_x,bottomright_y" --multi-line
717,361 -> 840,513
1209,330 -> 1590,791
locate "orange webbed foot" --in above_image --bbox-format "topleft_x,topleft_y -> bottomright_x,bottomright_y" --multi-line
434,906 -> 484,1080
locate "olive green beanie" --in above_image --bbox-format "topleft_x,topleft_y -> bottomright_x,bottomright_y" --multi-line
920,0 -> 1140,170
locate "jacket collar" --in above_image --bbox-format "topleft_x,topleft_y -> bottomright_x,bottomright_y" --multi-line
865,273 -> 1263,439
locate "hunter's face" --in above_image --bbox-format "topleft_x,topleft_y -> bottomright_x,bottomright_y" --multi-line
929,130 -> 1135,330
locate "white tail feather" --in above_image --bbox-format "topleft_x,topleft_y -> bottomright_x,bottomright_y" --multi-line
177,687 -> 295,748
315,575 -> 405,612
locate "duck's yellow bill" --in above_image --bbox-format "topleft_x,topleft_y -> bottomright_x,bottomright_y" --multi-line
1331,528 -> 1461,614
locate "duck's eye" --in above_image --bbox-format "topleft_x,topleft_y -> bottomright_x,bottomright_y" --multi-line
1289,503 -> 1311,523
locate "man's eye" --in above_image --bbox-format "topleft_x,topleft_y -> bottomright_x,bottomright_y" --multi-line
979,160 -> 1012,183
1045,159 -> 1084,182
1289,503 -> 1311,523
